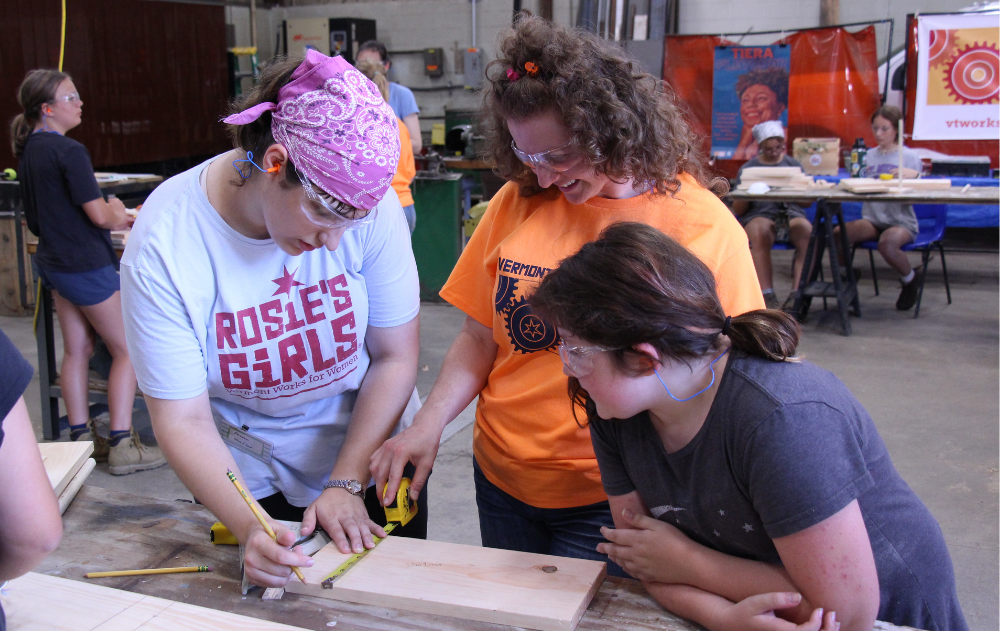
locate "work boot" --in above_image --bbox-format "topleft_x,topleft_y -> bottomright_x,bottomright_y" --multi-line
73,417 -> 110,463
108,428 -> 167,475
896,266 -> 923,311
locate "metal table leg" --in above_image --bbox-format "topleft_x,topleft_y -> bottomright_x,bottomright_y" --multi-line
37,284 -> 60,439
790,200 -> 859,336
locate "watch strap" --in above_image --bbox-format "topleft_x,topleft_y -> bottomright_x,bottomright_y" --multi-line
323,479 -> 364,497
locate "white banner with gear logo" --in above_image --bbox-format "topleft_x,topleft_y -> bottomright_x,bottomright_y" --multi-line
913,12 -> 999,140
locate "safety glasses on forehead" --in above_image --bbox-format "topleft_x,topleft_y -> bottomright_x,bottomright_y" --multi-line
511,140 -> 584,173
557,340 -> 619,377
294,164 -> 376,231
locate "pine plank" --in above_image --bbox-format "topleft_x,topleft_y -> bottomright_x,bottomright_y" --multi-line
38,441 -> 94,496
57,458 -> 96,515
286,536 -> 607,631
1,573 -> 311,631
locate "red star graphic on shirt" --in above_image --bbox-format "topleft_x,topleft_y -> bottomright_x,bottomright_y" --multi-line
271,266 -> 304,297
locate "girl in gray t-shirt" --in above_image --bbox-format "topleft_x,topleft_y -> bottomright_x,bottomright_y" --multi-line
836,106 -> 925,311
530,222 -> 967,631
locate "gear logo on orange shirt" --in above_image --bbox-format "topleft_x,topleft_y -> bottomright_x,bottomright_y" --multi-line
494,258 -> 559,355
503,295 -> 558,353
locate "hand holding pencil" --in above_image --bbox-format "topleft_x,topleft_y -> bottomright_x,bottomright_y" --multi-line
227,469 -> 309,584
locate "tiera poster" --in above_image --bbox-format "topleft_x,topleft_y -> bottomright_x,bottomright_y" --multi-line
914,13 -> 999,140
712,45 -> 791,160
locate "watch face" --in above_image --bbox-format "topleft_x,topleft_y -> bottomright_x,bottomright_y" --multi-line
349,481 -> 362,494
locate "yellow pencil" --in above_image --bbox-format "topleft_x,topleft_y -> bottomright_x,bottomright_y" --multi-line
227,469 -> 307,584
85,565 -> 212,578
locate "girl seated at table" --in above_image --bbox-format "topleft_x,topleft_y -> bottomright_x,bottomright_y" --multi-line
529,222 -> 967,631
836,105 -> 924,311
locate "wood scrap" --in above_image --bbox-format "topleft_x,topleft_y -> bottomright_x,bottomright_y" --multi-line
838,178 -> 953,193
1,572 -> 312,630
286,536 -> 607,631
39,441 -> 94,497
736,166 -> 818,191
261,587 -> 284,600
57,458 -> 96,514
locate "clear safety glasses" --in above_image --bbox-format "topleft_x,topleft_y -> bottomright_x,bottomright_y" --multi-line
295,165 -> 376,231
54,92 -> 81,104
557,340 -> 618,377
511,140 -> 586,173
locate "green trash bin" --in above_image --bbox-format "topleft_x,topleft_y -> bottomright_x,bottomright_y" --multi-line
411,173 -> 463,301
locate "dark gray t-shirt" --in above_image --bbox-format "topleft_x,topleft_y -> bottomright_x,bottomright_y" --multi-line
590,354 -> 966,631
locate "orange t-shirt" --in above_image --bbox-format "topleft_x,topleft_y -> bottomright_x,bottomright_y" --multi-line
392,119 -> 415,207
439,175 -> 764,509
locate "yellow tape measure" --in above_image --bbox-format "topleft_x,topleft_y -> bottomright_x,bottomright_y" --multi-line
320,478 -> 417,588
320,522 -> 397,588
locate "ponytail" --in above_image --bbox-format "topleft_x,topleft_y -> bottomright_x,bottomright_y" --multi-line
354,59 -> 390,103
10,114 -> 31,158
10,68 -> 70,158
725,309 -> 800,362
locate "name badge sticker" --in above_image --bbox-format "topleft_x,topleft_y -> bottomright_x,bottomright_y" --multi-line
214,417 -> 274,465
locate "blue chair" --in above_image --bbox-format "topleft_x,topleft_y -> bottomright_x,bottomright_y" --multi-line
851,204 -> 952,318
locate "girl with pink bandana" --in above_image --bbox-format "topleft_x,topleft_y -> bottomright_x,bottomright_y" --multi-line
119,51 -> 423,588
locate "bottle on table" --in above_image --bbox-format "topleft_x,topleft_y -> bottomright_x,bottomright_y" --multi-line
849,138 -> 867,178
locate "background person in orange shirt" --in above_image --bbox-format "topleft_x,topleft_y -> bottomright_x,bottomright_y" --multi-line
371,15 -> 763,577
356,59 -> 416,234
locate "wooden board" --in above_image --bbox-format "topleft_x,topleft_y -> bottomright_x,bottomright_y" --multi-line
38,441 -> 94,497
838,178 -> 953,193
57,457 -> 96,514
286,536 -> 607,631
1,572 -> 311,631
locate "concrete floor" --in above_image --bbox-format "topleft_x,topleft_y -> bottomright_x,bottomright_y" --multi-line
1,248 -> 996,630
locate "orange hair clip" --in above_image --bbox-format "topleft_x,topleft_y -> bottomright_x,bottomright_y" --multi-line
524,62 -> 539,77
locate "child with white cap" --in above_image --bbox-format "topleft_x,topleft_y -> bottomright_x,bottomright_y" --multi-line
732,120 -> 813,310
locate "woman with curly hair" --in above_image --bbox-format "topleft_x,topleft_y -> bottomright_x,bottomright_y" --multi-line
371,15 -> 763,574
732,67 -> 789,160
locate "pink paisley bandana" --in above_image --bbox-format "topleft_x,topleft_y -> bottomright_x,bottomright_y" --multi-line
223,50 -> 400,210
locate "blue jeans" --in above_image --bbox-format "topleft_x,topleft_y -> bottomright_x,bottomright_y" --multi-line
474,458 -> 629,578
402,204 -> 416,234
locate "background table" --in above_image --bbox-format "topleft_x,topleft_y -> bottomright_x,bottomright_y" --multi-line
814,171 -> 999,228
728,185 -> 999,335
38,486 -> 922,631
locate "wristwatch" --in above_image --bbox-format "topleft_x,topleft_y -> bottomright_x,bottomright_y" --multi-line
323,479 -> 365,497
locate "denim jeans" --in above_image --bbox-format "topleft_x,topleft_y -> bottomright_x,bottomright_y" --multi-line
473,458 -> 629,578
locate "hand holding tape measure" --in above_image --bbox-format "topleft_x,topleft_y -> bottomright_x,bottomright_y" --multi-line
321,478 -> 418,588
213,476 -> 417,587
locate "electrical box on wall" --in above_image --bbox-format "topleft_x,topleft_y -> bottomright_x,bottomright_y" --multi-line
464,48 -> 483,90
284,18 -> 332,56
423,48 -> 444,78
283,18 -> 376,65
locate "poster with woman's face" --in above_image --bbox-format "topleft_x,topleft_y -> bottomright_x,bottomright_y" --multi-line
711,45 -> 791,160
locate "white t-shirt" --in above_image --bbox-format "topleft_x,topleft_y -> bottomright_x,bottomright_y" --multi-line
121,157 -> 419,505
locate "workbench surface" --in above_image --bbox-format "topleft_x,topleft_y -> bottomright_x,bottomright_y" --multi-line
37,486 -> 698,630
36,486 -> 920,631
